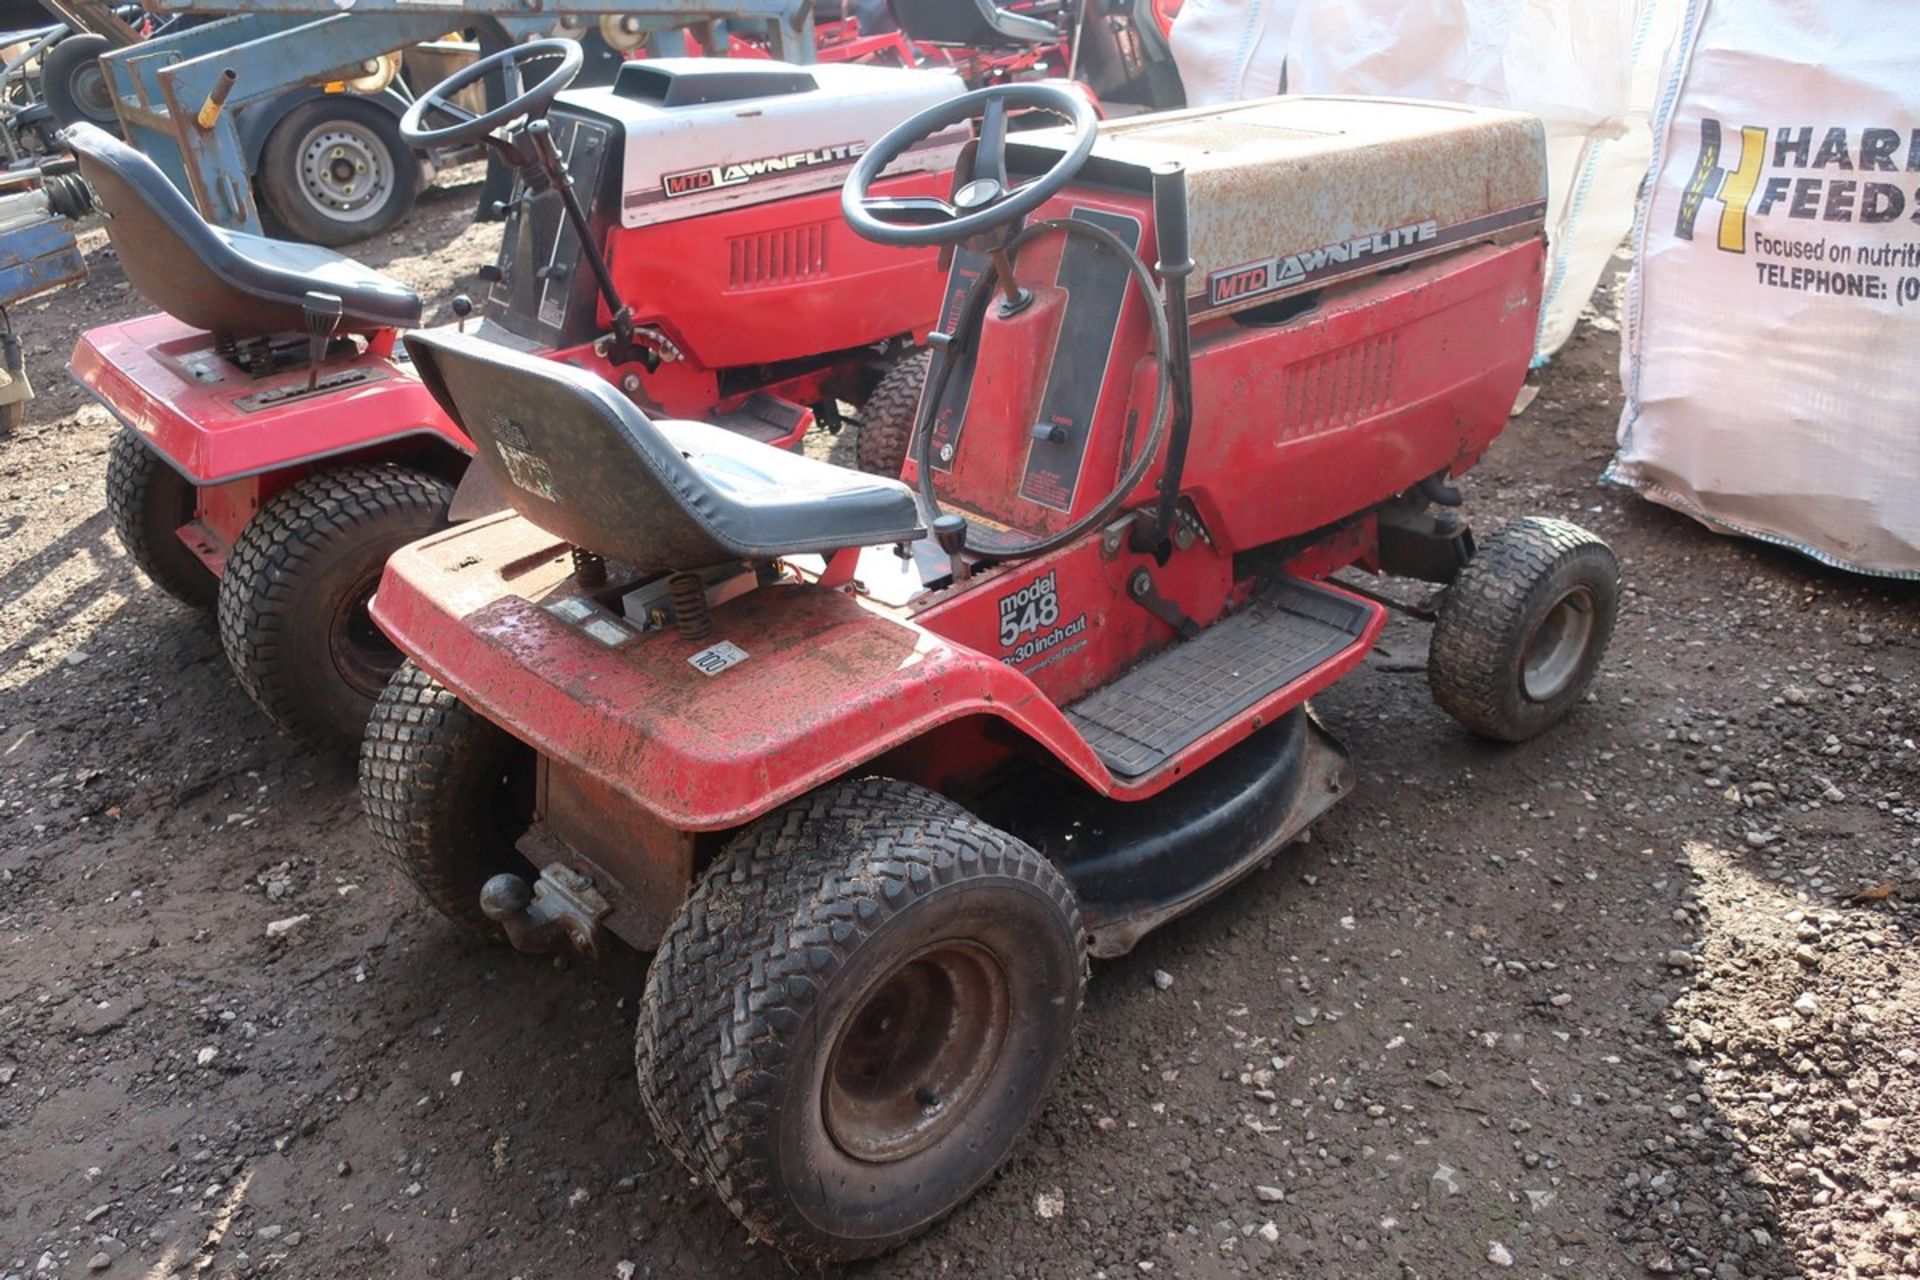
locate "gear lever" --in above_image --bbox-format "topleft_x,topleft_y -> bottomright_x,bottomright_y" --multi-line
302,291 -> 343,392
933,512 -> 971,583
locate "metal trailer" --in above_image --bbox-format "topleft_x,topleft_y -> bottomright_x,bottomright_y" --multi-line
39,0 -> 815,235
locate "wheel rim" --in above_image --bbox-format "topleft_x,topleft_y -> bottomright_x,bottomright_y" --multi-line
329,571 -> 403,699
822,940 -> 1011,1164
70,63 -> 115,123
294,119 -> 395,225
1521,585 -> 1596,702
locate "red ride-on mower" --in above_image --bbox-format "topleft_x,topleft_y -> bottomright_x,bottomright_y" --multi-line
70,41 -> 967,750
359,84 -> 1621,1260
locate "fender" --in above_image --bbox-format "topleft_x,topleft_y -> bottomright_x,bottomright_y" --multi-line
370,513 -> 1121,833
70,311 -> 469,485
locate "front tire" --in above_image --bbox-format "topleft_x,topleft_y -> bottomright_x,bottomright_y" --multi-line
855,348 -> 929,478
360,661 -> 536,937
257,97 -> 420,247
637,777 -> 1085,1263
106,427 -> 217,610
1428,516 -> 1620,741
218,463 -> 452,751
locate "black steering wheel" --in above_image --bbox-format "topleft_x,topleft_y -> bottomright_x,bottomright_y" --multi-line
842,82 -> 1099,247
400,39 -> 583,149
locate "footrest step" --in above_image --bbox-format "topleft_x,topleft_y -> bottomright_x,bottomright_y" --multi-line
1065,577 -> 1372,778
709,392 -> 809,445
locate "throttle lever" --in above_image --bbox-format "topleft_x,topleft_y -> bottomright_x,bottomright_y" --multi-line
301,291 -> 343,392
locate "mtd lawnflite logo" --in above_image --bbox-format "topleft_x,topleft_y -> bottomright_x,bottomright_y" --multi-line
1207,220 -> 1439,307
997,569 -> 1087,669
1676,120 -> 1920,302
661,141 -> 867,198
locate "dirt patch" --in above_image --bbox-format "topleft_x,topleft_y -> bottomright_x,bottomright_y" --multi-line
1,195 -> 1916,1280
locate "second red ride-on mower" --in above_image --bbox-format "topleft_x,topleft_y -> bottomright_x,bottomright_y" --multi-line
360,83 -> 1621,1260
72,40 -> 966,749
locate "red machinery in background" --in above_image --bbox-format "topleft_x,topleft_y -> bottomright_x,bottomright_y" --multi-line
73,43 -> 967,749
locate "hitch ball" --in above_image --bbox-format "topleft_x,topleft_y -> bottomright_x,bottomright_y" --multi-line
477,863 -> 612,959
480,873 -> 533,923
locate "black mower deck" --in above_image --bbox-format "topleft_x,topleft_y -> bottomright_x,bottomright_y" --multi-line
1065,576 -> 1371,778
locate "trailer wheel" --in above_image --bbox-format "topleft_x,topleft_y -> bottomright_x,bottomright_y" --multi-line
361,661 -> 536,937
218,463 -> 452,751
1428,516 -> 1620,742
637,776 -> 1085,1263
41,34 -> 121,135
106,427 -> 216,610
855,348 -> 929,477
258,97 -> 420,247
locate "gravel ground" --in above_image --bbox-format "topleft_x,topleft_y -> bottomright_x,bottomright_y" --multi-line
0,186 -> 1916,1280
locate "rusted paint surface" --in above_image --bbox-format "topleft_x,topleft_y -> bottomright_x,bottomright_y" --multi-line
538,758 -> 694,951
1040,94 -> 1548,317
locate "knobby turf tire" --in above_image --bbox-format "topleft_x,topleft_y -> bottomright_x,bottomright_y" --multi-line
855,348 -> 930,478
218,463 -> 452,751
106,426 -> 216,609
636,776 -> 1085,1263
1428,516 -> 1619,742
360,661 -> 536,938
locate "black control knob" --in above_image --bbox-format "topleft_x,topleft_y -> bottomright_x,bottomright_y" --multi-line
932,513 -> 970,583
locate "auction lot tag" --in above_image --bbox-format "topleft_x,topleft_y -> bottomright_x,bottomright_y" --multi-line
689,640 -> 749,676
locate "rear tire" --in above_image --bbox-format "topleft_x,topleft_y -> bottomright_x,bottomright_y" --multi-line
637,776 -> 1085,1263
855,348 -> 929,478
218,463 -> 452,751
257,97 -> 420,247
1428,516 -> 1620,742
106,427 -> 216,610
41,34 -> 121,135
360,661 -> 536,938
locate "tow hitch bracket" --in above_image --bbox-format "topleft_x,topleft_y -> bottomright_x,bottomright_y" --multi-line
480,860 -> 612,959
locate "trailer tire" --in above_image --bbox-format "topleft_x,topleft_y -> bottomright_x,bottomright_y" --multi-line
257,97 -> 420,247
218,463 -> 452,751
107,427 -> 216,610
361,661 -> 536,938
637,776 -> 1085,1263
855,348 -> 929,478
41,34 -> 121,134
1429,516 -> 1619,742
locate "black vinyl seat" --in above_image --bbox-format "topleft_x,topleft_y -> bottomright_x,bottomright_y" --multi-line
890,0 -> 1057,46
407,330 -> 926,573
63,123 -> 421,337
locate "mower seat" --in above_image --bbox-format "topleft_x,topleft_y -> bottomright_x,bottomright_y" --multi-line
62,123 -> 421,338
890,0 -> 1057,46
407,331 -> 926,573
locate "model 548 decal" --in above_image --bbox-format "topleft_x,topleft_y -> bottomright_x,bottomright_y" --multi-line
662,141 -> 868,198
997,569 -> 1089,667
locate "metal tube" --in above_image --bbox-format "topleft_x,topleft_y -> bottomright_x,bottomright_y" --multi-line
1147,162 -> 1194,552
193,67 -> 237,130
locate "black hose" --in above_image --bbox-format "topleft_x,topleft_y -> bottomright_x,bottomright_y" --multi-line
913,216 -> 1173,562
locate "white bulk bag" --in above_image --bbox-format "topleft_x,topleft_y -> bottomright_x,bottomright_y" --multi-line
1284,0 -> 1681,359
1170,0 -> 1296,107
1611,0 -> 1920,577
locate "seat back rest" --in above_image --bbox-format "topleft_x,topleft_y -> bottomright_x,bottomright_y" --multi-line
62,123 -> 421,337
406,331 -> 925,574
891,0 -> 1057,47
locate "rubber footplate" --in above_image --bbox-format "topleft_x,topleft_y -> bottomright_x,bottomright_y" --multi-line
1065,577 -> 1372,778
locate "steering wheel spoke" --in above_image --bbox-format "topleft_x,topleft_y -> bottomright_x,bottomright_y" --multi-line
861,195 -> 960,227
842,82 -> 1100,251
424,98 -> 478,126
974,96 -> 1010,189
